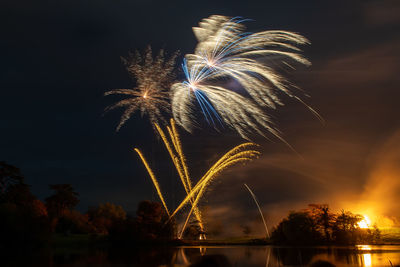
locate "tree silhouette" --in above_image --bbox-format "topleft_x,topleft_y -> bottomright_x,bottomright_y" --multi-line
308,204 -> 335,242
271,211 -> 323,245
0,162 -> 51,247
45,184 -> 79,219
0,161 -> 24,200
109,200 -> 176,243
136,200 -> 175,240
332,210 -> 363,244
272,205 -> 370,245
87,202 -> 126,234
183,220 -> 206,240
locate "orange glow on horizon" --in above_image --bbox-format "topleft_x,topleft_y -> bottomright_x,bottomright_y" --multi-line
358,215 -> 371,229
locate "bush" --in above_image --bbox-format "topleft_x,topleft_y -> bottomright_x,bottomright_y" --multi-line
55,210 -> 95,234
0,203 -> 51,248
271,211 -> 323,245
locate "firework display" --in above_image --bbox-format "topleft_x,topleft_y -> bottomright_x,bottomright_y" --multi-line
244,183 -> 270,238
171,15 -> 319,140
105,47 -> 178,131
134,120 -> 260,237
104,15 -> 315,239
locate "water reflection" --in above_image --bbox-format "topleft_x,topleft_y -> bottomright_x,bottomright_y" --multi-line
3,245 -> 400,267
362,253 -> 372,267
357,245 -> 372,267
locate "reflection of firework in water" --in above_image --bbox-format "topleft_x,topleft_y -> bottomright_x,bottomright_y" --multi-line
134,119 -> 260,238
105,46 -> 178,131
172,15 -> 322,140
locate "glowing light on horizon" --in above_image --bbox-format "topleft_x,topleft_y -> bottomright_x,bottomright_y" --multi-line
358,215 -> 371,229
362,253 -> 372,267
357,245 -> 372,267
104,46 -> 178,131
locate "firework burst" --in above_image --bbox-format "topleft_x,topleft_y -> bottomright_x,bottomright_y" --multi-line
172,59 -> 283,141
172,15 -> 321,140
105,46 -> 178,131
190,15 -> 311,108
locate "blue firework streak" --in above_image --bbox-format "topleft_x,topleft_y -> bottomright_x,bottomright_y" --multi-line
171,15 -> 320,142
181,59 -> 223,127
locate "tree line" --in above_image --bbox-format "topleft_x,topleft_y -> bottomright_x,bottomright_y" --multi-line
271,204 -> 381,245
0,161 -> 174,248
1,161 -> 383,247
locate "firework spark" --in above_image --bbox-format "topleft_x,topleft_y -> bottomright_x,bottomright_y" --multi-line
105,46 -> 178,131
244,183 -> 270,238
162,142 -> 261,236
134,148 -> 170,216
172,60 -> 284,141
189,16 -> 311,107
134,120 -> 260,238
154,120 -> 205,234
172,15 -> 321,140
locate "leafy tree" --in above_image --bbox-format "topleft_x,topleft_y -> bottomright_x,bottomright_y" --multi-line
5,183 -> 36,208
183,220 -> 205,240
271,211 -> 323,245
308,204 -> 335,242
332,210 -> 363,244
272,205 -> 374,245
45,184 -> 79,218
370,224 -> 381,243
0,165 -> 51,247
31,199 -> 48,217
136,200 -> 175,240
109,200 -> 175,243
0,202 -> 51,247
56,209 -> 94,234
136,200 -> 164,223
0,161 -> 24,201
87,202 -> 126,234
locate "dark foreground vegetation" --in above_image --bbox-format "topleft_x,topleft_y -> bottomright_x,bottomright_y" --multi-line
0,161 -> 387,250
271,204 -> 381,245
0,161 -> 175,249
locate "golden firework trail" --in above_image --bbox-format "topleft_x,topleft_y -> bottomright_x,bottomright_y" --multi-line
178,150 -> 260,237
134,148 -> 170,216
154,120 -> 205,232
134,120 -> 260,237
171,15 -> 322,140
244,183 -> 270,238
104,46 -> 178,131
167,143 -> 260,227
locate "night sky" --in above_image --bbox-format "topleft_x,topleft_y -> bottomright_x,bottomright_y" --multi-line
1,0 -> 400,236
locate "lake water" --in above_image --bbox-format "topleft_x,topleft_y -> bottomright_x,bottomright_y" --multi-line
4,245 -> 400,266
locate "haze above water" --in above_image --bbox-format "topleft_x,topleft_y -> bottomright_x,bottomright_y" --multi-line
6,245 -> 400,267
